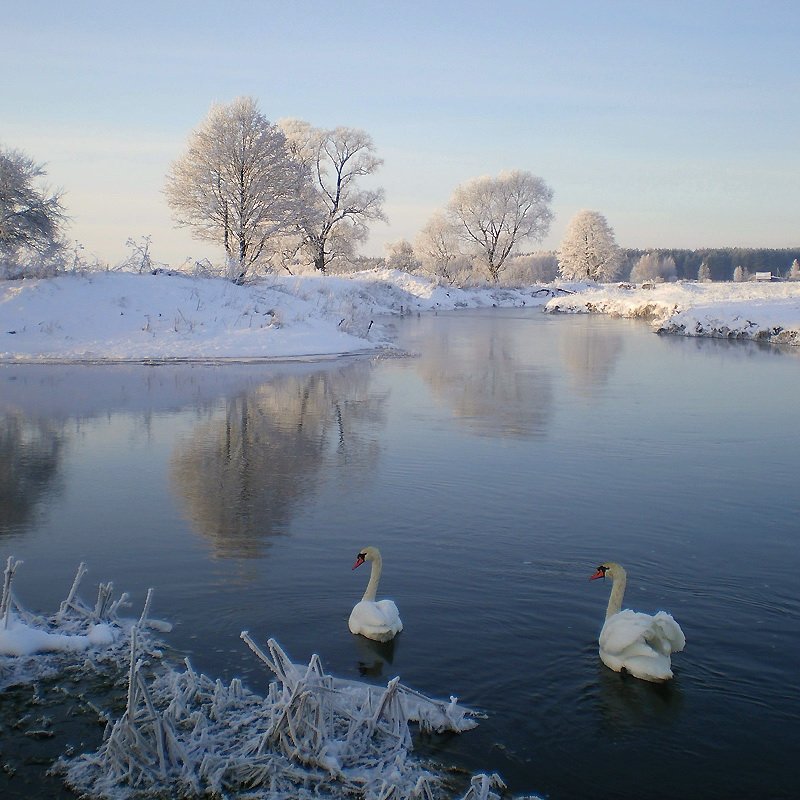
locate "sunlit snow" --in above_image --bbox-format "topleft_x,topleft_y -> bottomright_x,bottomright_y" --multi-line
546,279 -> 800,345
2,271 -> 799,364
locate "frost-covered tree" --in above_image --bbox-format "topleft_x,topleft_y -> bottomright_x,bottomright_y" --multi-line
445,170 -> 553,283
733,264 -> 749,282
165,97 -> 305,283
278,119 -> 385,273
788,259 -> 800,280
384,239 -> 419,273
0,145 -> 67,277
697,261 -> 712,282
558,210 -> 622,282
415,211 -> 461,284
630,252 -> 677,283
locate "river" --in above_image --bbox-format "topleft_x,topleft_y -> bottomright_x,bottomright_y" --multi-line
1,309 -> 798,799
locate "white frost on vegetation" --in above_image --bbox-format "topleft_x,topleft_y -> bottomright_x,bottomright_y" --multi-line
545,280 -> 800,345
57,632 -> 495,800
0,557 -> 169,691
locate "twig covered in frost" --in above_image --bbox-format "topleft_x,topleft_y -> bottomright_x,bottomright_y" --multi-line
2,556 -> 23,629
56,561 -> 88,621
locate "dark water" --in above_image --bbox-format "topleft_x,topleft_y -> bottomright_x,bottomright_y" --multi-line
1,310 -> 799,799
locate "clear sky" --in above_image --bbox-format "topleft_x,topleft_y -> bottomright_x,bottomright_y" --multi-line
4,0 -> 799,267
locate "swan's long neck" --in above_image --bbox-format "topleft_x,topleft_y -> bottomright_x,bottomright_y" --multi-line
362,554 -> 382,602
606,567 -> 627,619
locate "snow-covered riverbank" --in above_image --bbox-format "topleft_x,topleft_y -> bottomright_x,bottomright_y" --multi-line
0,270 -> 554,362
545,280 -> 800,346
2,270 -> 800,363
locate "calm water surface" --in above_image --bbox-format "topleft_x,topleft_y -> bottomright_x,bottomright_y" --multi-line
1,310 -> 799,799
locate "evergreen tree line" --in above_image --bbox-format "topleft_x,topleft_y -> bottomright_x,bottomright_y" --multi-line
619,248 -> 800,282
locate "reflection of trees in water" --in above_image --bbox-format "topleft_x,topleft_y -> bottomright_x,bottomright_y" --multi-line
559,318 -> 623,397
170,363 -> 385,559
414,321 -> 553,438
0,414 -> 64,536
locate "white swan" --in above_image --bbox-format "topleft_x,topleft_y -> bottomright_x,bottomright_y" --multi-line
349,547 -> 403,642
590,562 -> 685,682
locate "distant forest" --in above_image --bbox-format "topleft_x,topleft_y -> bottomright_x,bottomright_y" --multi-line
620,248 -> 800,281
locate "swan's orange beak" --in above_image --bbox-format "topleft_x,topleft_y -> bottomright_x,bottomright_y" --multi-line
589,569 -> 605,580
352,555 -> 366,570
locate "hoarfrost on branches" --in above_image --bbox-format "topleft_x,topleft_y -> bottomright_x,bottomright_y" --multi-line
164,97 -> 306,284
557,210 -> 623,282
278,119 -> 386,274
0,145 -> 68,279
445,170 -> 554,284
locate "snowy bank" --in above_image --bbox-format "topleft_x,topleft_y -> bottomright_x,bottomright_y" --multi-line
545,280 -> 800,345
0,270 -> 553,363
5,270 -> 797,362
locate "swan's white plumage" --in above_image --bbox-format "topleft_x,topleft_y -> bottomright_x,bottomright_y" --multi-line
591,562 -> 685,683
349,547 -> 403,642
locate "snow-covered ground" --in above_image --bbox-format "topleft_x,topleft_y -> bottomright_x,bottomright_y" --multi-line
2,270 -> 800,363
0,269 -> 553,363
546,280 -> 800,346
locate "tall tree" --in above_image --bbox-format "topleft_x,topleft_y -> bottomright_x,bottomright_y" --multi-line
0,146 -> 67,273
165,97 -> 305,283
558,210 -> 622,282
278,119 -> 385,273
446,170 -> 553,283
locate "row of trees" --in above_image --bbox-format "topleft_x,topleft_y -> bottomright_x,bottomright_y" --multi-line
164,97 -> 557,284
164,98 -> 387,282
3,94 -> 799,284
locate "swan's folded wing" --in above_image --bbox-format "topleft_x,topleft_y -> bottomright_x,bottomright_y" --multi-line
650,611 -> 686,654
620,654 -> 674,682
599,610 -> 658,655
375,599 -> 402,627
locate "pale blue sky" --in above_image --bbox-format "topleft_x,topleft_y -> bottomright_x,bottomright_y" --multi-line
4,0 -> 799,266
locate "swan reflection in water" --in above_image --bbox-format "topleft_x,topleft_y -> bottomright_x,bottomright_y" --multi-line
594,663 -> 684,731
352,634 -> 397,678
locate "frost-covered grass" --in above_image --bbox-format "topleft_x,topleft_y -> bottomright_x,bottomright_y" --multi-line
57,634 -> 490,800
545,280 -> 800,345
